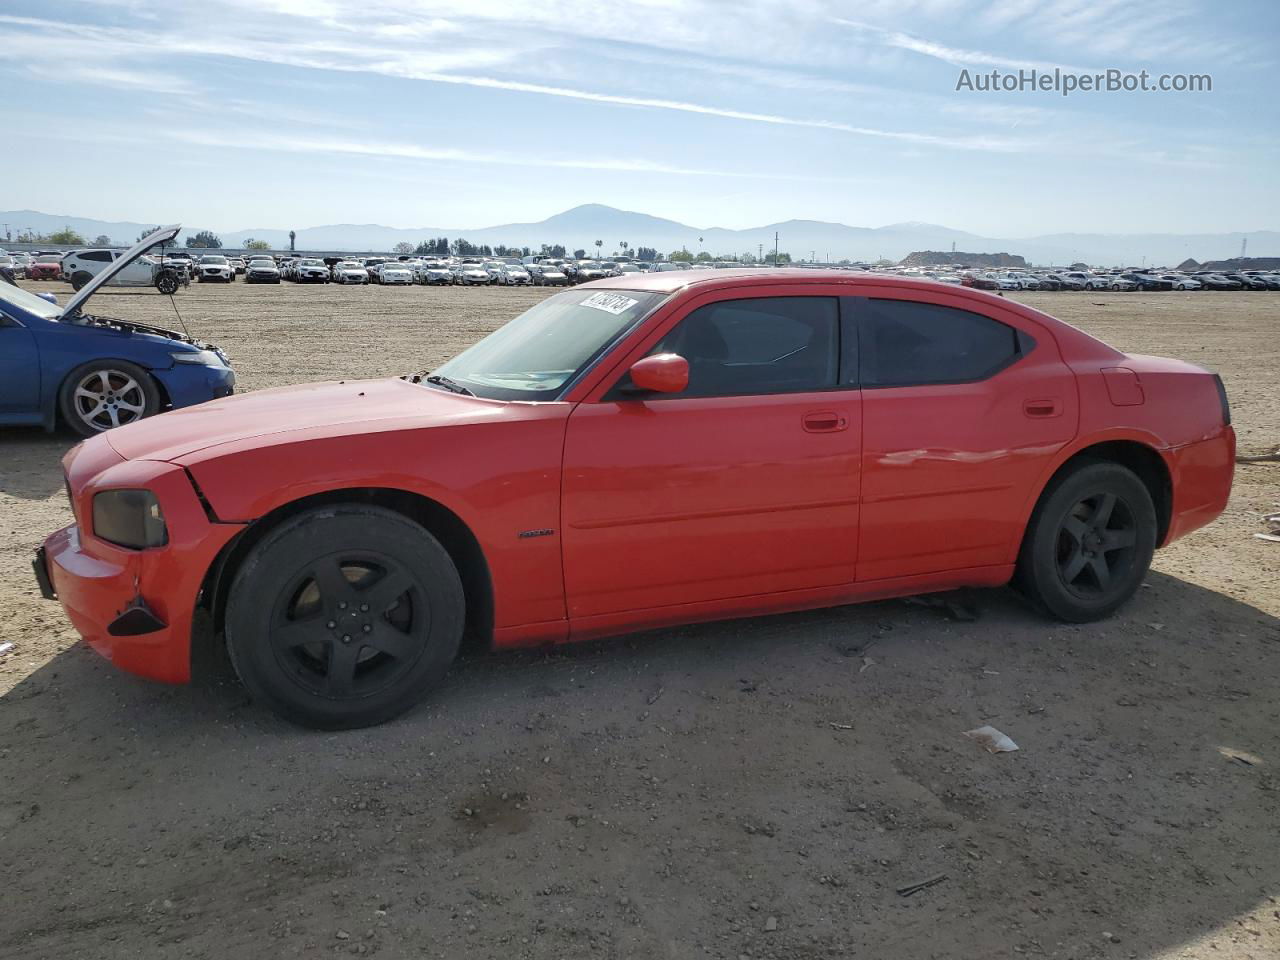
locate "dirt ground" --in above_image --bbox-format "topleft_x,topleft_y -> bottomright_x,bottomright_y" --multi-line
1,280 -> 1278,960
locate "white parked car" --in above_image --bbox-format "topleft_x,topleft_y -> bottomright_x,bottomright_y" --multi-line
62,248 -> 159,290
416,262 -> 454,285
497,263 -> 532,285
1106,276 -> 1137,291
292,258 -> 330,283
375,261 -> 415,285
331,260 -> 369,284
480,261 -> 503,283
1160,274 -> 1202,290
452,263 -> 491,286
196,255 -> 234,282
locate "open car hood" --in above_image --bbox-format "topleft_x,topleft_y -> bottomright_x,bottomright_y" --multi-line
61,224 -> 181,319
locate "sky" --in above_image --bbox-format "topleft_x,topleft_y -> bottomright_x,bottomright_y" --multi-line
2,0 -> 1277,237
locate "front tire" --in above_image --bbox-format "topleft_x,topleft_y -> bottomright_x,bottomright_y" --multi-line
225,505 -> 465,729
71,271 -> 93,291
59,360 -> 161,437
1016,461 -> 1156,622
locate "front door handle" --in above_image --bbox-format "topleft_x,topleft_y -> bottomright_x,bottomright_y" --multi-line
1023,398 -> 1062,418
802,411 -> 848,433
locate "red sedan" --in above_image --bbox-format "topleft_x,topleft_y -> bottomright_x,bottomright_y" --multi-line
27,254 -> 65,280
35,271 -> 1235,728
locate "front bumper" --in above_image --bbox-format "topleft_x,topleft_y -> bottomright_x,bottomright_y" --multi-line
37,453 -> 246,684
153,363 -> 236,410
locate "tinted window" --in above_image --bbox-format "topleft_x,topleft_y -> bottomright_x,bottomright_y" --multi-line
649,296 -> 838,398
857,299 -> 1026,387
80,251 -> 113,263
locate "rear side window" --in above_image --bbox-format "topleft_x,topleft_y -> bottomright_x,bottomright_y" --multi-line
856,298 -> 1029,387
79,250 -> 113,263
650,296 -> 838,398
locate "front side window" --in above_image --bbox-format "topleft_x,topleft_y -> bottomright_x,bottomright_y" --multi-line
430,289 -> 667,401
646,296 -> 839,398
857,298 -> 1029,388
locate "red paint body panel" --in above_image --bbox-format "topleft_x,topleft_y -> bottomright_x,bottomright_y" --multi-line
48,442 -> 244,682
39,271 -> 1236,684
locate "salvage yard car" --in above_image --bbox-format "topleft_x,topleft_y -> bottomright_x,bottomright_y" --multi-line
196,255 -> 235,283
33,268 -> 1234,729
244,258 -> 281,283
28,254 -> 64,280
1,225 -> 234,437
332,260 -> 370,284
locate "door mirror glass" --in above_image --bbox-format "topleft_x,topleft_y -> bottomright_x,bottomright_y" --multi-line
629,353 -> 689,394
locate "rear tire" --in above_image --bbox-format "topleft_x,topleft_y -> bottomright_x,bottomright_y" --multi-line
1016,461 -> 1156,622
225,505 -> 465,729
71,271 -> 93,291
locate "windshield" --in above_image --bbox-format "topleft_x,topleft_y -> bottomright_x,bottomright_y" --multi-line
300,259 -> 323,266
37,255 -> 61,263
430,289 -> 667,401
203,256 -> 227,264
0,279 -> 62,320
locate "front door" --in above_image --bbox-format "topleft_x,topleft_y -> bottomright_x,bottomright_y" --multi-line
561,294 -> 862,619
0,315 -> 40,414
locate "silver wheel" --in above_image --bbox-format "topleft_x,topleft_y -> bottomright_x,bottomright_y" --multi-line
72,369 -> 148,431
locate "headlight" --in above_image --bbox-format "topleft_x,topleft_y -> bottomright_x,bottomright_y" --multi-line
171,350 -> 223,366
92,489 -> 168,549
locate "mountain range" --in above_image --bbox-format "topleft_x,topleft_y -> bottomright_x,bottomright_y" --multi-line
2,204 -> 1276,267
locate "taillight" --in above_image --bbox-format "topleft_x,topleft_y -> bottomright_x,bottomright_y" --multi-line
1212,374 -> 1231,426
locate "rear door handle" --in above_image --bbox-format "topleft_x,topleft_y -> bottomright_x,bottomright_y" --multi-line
1023,398 -> 1062,418
802,411 -> 848,433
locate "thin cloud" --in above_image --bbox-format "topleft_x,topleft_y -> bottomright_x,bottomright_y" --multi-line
833,17 -> 1089,73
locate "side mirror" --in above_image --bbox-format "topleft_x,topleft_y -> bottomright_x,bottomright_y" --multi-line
628,353 -> 688,394
38,292 -> 59,306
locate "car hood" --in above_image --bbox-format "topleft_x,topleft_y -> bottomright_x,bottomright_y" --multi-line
104,377 -> 512,463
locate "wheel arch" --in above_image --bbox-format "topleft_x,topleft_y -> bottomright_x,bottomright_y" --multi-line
196,486 -> 494,670
1022,437 -> 1174,554
52,356 -> 170,431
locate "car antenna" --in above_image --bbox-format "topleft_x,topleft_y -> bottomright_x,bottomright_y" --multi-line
159,236 -> 192,338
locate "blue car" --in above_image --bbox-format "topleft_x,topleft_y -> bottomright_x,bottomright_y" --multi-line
0,225 -> 234,437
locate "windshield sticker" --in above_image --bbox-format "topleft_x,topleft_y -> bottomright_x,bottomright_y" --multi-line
580,292 -> 638,316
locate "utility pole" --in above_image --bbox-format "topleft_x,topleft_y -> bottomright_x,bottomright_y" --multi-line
1240,237 -> 1247,259
758,242 -> 763,261
774,231 -> 779,265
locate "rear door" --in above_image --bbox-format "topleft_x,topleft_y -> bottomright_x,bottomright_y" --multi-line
561,291 -> 862,619
849,291 -> 1078,581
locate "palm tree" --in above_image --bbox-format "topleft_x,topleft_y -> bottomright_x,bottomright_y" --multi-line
594,239 -> 603,257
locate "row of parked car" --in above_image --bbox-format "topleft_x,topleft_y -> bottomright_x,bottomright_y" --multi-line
8,245 -> 1280,294
234,254 -> 651,287
910,268 -> 1280,292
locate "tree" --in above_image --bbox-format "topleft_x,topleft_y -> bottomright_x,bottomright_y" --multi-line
49,227 -> 85,245
619,241 -> 629,257
393,241 -> 415,255
594,239 -> 603,256
136,227 -> 159,242
668,249 -> 693,262
93,234 -> 112,246
288,230 -> 296,252
573,248 -> 586,260
245,239 -> 271,250
540,243 -> 566,258
186,230 -> 222,249
634,246 -> 657,262
764,251 -> 791,264
695,251 -> 713,262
